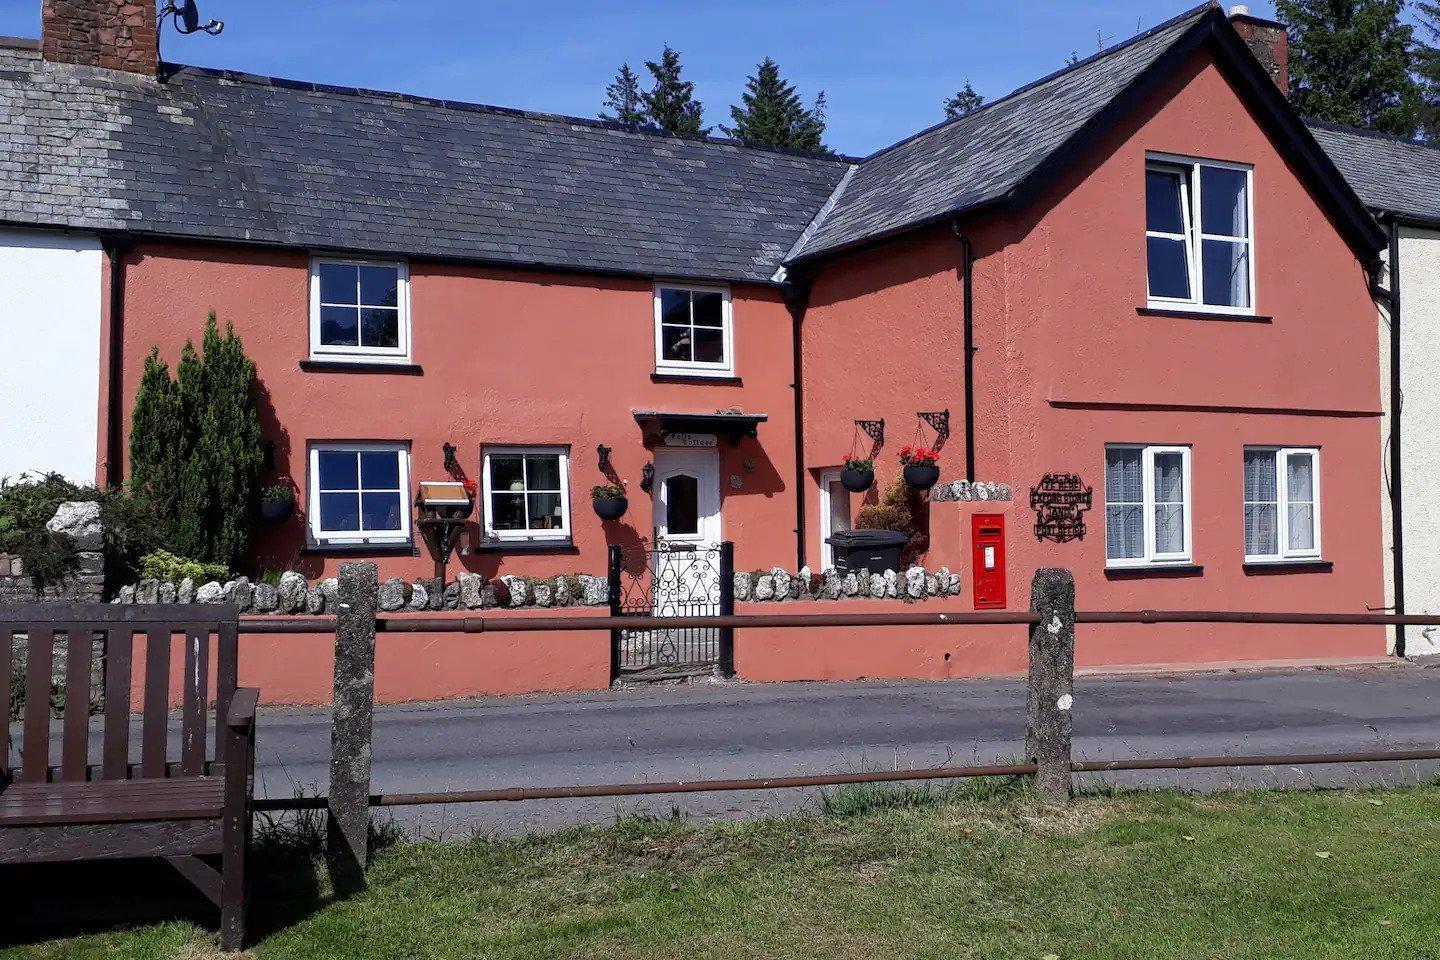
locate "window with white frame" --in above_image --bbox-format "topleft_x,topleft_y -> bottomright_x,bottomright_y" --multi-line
1105,444 -> 1192,566
310,258 -> 410,361
654,284 -> 734,376
1244,447 -> 1320,561
481,447 -> 571,542
308,443 -> 411,545
1145,155 -> 1254,313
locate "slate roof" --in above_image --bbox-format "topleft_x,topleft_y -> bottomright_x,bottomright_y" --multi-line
0,41 -> 849,284
0,1 -> 1385,283
790,3 -> 1216,261
1309,121 -> 1440,226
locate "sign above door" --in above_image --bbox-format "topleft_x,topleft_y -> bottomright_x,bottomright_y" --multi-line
664,432 -> 717,447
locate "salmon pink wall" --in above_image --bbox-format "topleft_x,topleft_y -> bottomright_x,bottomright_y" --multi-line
801,44 -> 1386,661
114,247 -> 800,581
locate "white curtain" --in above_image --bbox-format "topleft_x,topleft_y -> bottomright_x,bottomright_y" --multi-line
1286,453 -> 1315,550
1244,450 -> 1278,556
1152,452 -> 1185,554
1106,448 -> 1144,560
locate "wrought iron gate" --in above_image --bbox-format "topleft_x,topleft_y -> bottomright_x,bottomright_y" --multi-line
608,541 -> 734,680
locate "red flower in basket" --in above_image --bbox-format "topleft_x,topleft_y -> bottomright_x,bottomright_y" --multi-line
899,446 -> 939,466
461,477 -> 478,498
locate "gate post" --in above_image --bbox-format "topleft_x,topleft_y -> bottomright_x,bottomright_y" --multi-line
1025,568 -> 1075,804
607,545 -> 623,684
717,541 -> 735,678
328,561 -> 377,895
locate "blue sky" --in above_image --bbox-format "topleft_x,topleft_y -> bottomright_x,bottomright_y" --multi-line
0,1 -> 1283,155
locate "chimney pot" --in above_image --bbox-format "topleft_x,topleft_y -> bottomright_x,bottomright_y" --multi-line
41,0 -> 158,76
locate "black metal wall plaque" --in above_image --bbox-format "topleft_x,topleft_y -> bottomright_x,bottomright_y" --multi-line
1030,473 -> 1092,543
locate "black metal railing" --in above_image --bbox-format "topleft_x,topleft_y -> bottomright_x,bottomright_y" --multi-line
607,542 -> 735,680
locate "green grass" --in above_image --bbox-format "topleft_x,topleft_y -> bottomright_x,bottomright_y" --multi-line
6,784 -> 1440,959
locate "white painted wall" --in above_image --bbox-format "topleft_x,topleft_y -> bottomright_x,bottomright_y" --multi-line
1387,226 -> 1440,655
0,228 -> 102,484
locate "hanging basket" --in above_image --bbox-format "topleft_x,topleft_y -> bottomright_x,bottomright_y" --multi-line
839,465 -> 875,493
260,498 -> 294,523
593,495 -> 629,520
903,463 -> 941,491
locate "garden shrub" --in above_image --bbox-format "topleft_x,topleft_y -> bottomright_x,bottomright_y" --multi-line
856,477 -> 930,566
138,549 -> 229,584
0,473 -> 99,586
129,312 -> 265,570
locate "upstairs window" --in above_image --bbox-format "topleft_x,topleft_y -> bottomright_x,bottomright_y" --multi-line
1146,156 -> 1254,313
654,283 -> 734,377
481,447 -> 572,543
310,258 -> 410,362
1105,444 -> 1191,567
1244,447 -> 1320,561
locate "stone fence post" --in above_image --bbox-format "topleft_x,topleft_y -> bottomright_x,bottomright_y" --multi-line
1026,568 -> 1075,804
327,561 -> 377,895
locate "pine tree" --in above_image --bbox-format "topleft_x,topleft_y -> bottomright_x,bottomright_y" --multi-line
1275,0 -> 1419,136
1414,1 -> 1440,141
642,45 -> 708,134
943,82 -> 985,120
127,312 -> 264,570
722,57 -> 828,151
599,63 -> 646,127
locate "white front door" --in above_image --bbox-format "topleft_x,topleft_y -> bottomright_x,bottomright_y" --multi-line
651,448 -> 722,613
818,469 -> 853,570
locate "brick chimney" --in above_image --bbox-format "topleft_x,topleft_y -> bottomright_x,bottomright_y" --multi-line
42,0 -> 158,75
1228,5 -> 1289,95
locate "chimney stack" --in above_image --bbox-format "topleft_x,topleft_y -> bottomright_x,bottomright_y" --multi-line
1229,5 -> 1289,95
41,0 -> 158,75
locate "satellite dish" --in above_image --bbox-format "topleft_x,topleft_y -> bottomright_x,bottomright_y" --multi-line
179,0 -> 201,33
159,0 -> 224,36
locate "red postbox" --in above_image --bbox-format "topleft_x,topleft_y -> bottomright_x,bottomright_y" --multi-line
971,513 -> 1006,609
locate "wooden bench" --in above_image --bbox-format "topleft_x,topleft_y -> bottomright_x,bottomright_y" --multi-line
0,604 -> 257,950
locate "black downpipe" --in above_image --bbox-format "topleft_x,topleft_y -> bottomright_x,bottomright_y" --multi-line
102,233 -> 132,489
950,220 -> 977,481
786,279 -> 811,571
1385,220 -> 1406,657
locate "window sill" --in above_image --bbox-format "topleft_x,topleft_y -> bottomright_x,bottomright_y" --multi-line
1137,306 -> 1272,323
463,539 -> 578,555
1243,559 -> 1333,574
302,538 -> 418,556
1104,563 -> 1204,579
651,372 -> 743,385
300,359 -> 423,374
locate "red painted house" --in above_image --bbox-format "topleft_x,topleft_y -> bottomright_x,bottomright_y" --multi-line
0,0 -> 1393,685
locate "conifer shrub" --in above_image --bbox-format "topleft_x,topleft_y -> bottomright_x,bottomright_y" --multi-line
129,312 -> 264,570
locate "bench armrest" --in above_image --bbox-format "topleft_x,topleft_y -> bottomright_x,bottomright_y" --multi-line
226,687 -> 260,731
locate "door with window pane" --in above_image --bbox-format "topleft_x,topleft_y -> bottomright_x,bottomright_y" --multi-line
651,448 -> 721,614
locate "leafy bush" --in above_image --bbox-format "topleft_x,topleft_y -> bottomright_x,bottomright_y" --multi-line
856,478 -> 929,565
129,312 -> 265,570
0,473 -> 99,586
138,549 -> 229,584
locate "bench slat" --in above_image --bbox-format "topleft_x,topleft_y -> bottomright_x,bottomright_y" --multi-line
214,619 -> 238,769
22,628 -> 54,783
102,628 -> 133,780
181,626 -> 209,776
141,627 -> 170,779
61,626 -> 93,781
1,628 -> 12,779
0,777 -> 225,827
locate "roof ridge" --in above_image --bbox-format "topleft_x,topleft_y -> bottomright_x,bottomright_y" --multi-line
157,60 -> 861,165
1308,118 -> 1440,154
856,0 -> 1220,165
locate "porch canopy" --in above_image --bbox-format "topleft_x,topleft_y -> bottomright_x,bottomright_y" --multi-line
633,410 -> 769,447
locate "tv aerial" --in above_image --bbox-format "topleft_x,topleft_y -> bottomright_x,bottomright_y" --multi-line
157,0 -> 224,36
